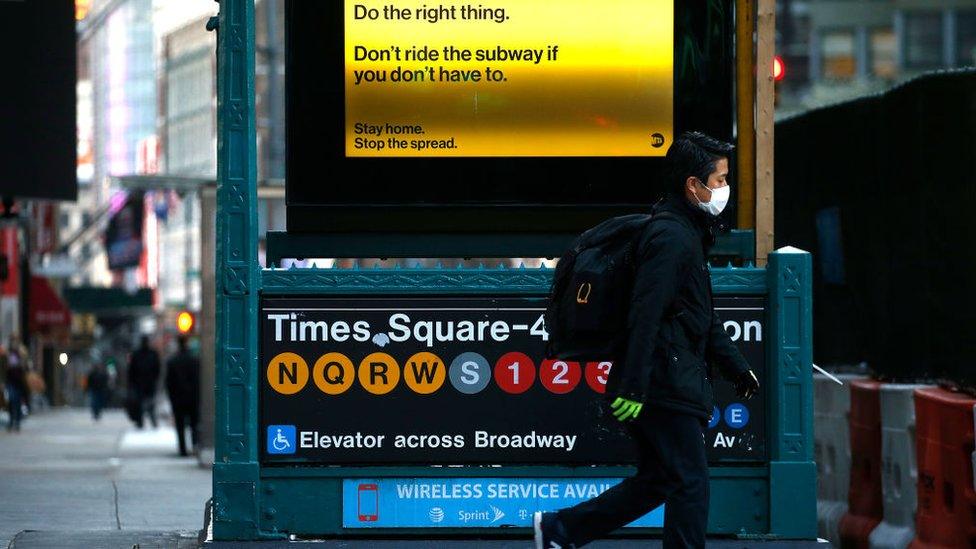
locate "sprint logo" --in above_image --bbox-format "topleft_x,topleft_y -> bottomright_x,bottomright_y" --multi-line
489,504 -> 505,523
457,505 -> 506,524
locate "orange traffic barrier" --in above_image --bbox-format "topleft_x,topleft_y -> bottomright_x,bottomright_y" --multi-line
909,387 -> 976,549
839,379 -> 883,548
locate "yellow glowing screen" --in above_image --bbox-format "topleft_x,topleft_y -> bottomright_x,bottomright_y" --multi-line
345,1 -> 673,157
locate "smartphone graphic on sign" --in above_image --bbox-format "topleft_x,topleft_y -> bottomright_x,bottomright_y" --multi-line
358,483 -> 378,522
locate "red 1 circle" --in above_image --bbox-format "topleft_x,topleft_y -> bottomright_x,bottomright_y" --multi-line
585,361 -> 613,394
493,352 -> 536,394
539,359 -> 581,394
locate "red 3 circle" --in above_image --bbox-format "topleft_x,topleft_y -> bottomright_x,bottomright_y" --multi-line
584,361 -> 613,394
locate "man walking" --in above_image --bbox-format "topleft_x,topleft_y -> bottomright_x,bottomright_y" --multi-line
128,335 -> 161,429
535,132 -> 761,548
165,336 -> 200,456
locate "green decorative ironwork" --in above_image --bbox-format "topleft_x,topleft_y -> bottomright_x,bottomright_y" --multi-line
710,265 -> 766,295
262,265 -> 554,295
766,248 -> 817,538
262,263 -> 766,296
213,0 -> 267,540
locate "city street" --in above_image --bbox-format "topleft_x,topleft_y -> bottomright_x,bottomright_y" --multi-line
1,0 -> 974,545
0,407 -> 208,547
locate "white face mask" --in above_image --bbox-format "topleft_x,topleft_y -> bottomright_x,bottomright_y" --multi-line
694,180 -> 730,216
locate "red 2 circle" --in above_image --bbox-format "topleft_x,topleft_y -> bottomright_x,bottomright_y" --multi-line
539,359 -> 581,394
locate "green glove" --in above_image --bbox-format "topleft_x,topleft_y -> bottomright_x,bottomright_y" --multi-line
611,397 -> 643,422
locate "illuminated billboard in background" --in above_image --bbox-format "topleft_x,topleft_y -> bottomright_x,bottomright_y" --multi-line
287,0 -> 735,233
344,0 -> 674,157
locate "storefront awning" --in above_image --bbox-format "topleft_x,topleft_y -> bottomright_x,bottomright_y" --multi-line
62,286 -> 153,314
29,276 -> 71,331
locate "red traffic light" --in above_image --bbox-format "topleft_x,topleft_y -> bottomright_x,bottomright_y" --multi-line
773,55 -> 786,82
177,311 -> 194,334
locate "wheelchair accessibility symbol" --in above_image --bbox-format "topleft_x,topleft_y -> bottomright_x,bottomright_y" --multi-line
267,425 -> 296,455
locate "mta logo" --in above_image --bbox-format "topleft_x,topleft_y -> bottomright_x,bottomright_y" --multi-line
267,425 -> 296,454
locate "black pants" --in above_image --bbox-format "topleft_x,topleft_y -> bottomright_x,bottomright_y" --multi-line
136,394 -> 157,429
90,390 -> 107,420
558,408 -> 709,548
5,384 -> 23,431
172,405 -> 199,456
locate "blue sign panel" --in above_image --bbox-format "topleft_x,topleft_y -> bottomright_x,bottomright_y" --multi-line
342,478 -> 664,528
267,425 -> 296,455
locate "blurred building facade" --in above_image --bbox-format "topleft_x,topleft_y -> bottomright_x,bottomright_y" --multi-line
33,0 -> 286,409
777,0 -> 976,116
65,0 -> 157,292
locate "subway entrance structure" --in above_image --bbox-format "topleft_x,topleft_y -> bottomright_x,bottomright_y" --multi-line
211,0 -> 817,541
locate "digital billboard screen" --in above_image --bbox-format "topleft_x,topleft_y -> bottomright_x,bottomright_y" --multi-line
286,0 -> 734,233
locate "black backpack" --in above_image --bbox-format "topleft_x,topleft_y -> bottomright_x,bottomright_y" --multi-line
544,212 -> 674,363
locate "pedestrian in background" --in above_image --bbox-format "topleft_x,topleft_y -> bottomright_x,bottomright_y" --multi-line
165,336 -> 200,456
86,362 -> 110,421
4,336 -> 29,432
127,336 -> 161,429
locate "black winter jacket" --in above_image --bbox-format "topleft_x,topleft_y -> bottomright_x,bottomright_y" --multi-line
610,195 -> 751,420
165,351 -> 200,413
129,346 -> 161,396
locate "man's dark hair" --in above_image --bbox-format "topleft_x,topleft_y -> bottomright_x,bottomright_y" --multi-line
140,335 -> 150,349
666,131 -> 735,195
177,336 -> 188,352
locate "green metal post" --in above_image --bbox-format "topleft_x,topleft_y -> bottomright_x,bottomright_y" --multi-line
213,0 -> 269,540
766,247 -> 817,538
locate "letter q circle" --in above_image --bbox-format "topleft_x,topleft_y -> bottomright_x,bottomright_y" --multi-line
313,353 -> 355,395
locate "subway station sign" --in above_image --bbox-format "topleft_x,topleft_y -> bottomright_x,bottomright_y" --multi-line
260,296 -> 765,464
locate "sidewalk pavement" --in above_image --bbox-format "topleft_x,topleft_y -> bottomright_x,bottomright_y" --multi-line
9,530 -> 200,548
0,406 -> 210,548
